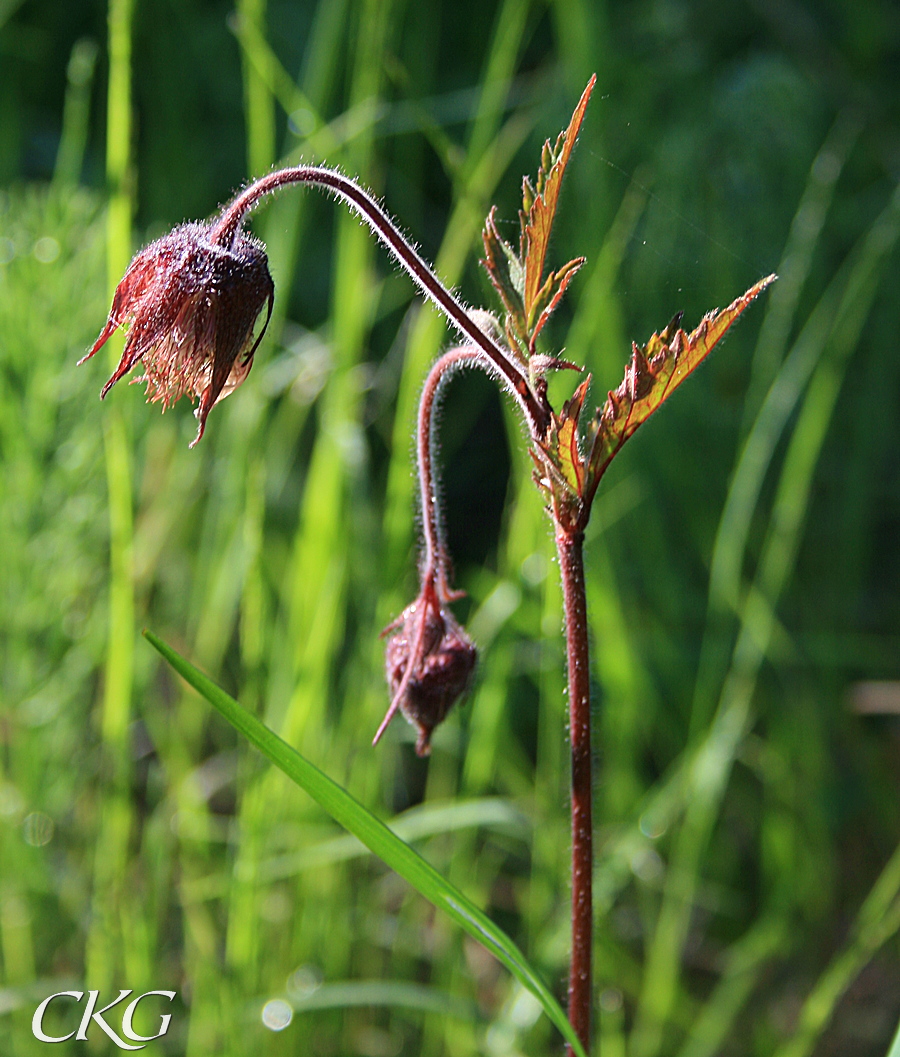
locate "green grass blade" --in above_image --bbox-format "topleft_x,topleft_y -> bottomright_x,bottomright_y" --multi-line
741,110 -> 859,427
144,629 -> 586,1057
285,979 -> 483,1019
887,1016 -> 900,1057
53,38 -> 99,187
85,0 -> 138,998
237,0 -> 276,175
772,838 -> 900,1057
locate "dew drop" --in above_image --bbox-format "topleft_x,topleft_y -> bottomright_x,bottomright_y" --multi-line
261,999 -> 293,1031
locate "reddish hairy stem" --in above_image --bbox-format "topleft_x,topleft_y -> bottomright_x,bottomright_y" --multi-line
556,526 -> 593,1056
210,167 -> 550,437
416,345 -> 481,598
371,345 -> 480,748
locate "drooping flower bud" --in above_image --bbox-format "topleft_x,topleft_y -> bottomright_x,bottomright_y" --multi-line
380,579 -> 477,756
80,222 -> 274,446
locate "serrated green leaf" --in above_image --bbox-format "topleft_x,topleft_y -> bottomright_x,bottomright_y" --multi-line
143,629 -> 586,1057
481,205 -> 528,345
585,274 -> 777,499
528,256 -> 586,350
520,175 -> 535,226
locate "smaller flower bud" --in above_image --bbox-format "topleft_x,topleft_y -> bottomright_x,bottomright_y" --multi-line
79,221 -> 274,446
380,581 -> 477,756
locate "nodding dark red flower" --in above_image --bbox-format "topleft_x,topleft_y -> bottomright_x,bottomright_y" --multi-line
79,222 -> 274,446
379,576 -> 477,756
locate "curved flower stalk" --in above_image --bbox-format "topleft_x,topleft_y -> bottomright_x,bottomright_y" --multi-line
374,345 -> 480,756
84,164 -> 550,445
83,77 -> 774,1055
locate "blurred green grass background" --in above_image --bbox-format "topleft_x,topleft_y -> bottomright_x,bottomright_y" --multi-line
2,0 -> 900,1054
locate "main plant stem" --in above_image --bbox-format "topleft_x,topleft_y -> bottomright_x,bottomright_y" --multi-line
557,525 -> 593,1056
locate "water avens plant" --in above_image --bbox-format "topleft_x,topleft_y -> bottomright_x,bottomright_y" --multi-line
83,77 -> 774,1054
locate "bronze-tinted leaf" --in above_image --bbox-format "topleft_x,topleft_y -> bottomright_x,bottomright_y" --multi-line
481,76 -> 596,362
528,256 -> 586,350
535,376 -> 591,497
555,377 -> 591,493
584,274 -> 777,499
522,76 -> 595,320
